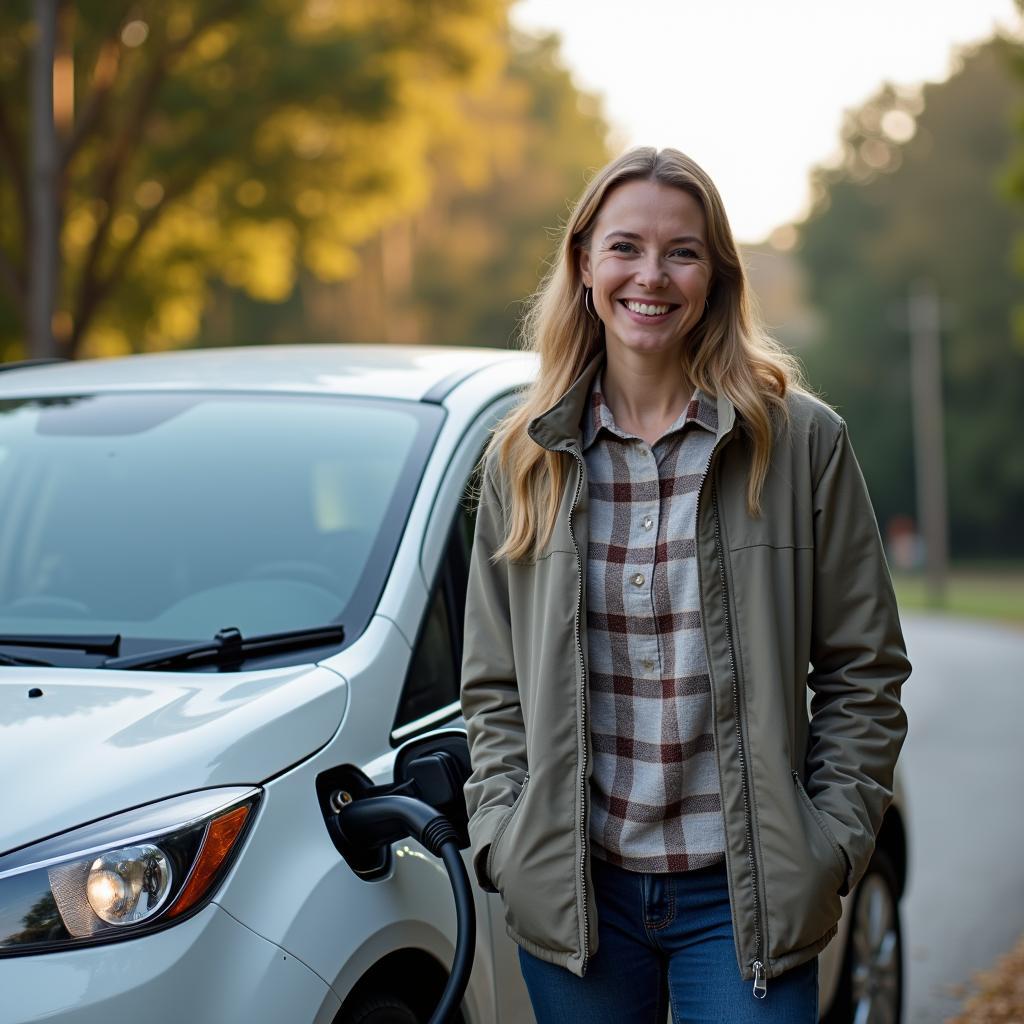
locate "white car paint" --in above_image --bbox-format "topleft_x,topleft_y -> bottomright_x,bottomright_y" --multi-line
0,344 -> 526,402
0,663 -> 348,853
4,904 -> 343,1022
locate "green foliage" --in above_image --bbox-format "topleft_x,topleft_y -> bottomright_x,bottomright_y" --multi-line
0,0 -> 510,357
410,31 -> 609,348
1008,1 -> 1024,336
796,39 -> 1024,558
196,28 -> 610,348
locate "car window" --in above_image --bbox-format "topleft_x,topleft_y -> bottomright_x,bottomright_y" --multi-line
396,587 -> 459,734
393,453 -> 482,737
0,391 -> 442,665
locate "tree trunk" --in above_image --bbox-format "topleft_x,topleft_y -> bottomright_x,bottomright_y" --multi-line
29,0 -> 58,360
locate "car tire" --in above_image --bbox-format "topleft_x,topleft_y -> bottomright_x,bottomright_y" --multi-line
822,847 -> 903,1024
339,991 -> 420,1024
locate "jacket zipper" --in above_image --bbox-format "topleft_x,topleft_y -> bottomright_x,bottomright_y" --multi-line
564,445 -> 591,975
569,425 -> 763,987
711,480 -> 767,999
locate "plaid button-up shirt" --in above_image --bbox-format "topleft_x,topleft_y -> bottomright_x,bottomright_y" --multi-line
582,372 -> 726,873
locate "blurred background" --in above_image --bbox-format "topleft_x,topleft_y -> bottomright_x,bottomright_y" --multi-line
1,1 -> 1023,1020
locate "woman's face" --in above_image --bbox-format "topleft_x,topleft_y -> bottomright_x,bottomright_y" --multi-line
578,178 -> 712,361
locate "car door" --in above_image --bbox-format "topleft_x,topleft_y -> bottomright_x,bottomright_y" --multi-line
394,398 -> 534,1024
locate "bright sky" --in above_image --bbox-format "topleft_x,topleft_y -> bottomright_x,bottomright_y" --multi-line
511,0 -> 1023,242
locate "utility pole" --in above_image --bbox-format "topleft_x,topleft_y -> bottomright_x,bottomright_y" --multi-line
29,0 -> 58,360
907,279 -> 949,606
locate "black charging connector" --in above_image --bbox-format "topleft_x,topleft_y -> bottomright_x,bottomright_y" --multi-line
328,751 -> 476,1024
320,745 -> 472,879
328,793 -> 458,860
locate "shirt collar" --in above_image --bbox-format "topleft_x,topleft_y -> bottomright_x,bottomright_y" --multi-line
527,347 -> 736,453
582,370 -> 719,451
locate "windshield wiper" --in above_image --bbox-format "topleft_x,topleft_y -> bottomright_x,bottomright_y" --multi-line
0,651 -> 54,667
0,633 -> 120,653
0,634 -> 119,667
101,625 -> 345,672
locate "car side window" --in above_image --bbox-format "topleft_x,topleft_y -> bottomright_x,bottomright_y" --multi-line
392,454 -> 482,740
396,587 -> 459,732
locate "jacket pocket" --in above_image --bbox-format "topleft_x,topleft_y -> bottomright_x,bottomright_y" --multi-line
486,773 -> 530,890
489,771 -> 583,958
791,771 -> 848,880
756,765 -> 847,962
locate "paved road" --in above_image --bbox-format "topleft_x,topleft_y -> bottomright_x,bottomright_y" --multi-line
899,613 -> 1024,1022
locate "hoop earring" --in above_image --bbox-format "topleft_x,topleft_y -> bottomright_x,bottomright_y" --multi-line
584,287 -> 598,322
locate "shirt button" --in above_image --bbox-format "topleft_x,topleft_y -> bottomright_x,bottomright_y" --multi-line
631,572 -> 645,587
643,516 -> 654,530
640,657 -> 655,671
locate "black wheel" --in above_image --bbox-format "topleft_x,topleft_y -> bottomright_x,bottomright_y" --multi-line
339,990 -> 420,1024
822,847 -> 903,1024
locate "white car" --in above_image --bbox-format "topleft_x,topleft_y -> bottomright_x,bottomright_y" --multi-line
0,345 -> 907,1023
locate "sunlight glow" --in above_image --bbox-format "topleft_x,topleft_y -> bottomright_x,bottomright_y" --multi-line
511,0 -> 1022,242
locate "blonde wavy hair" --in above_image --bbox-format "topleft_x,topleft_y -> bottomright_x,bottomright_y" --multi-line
489,146 -> 807,561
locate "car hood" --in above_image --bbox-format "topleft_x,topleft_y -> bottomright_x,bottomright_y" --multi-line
0,663 -> 348,855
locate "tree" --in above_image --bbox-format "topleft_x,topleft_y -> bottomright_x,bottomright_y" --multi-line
1006,0 -> 1024,339
796,38 -> 1024,558
406,31 -> 610,349
0,0 -> 509,359
192,29 -> 611,350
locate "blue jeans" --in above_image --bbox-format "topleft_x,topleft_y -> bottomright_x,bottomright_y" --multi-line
517,856 -> 818,1023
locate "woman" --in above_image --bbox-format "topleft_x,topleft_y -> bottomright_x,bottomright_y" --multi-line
459,147 -> 910,1022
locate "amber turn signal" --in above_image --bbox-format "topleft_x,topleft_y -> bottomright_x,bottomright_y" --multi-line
168,805 -> 250,918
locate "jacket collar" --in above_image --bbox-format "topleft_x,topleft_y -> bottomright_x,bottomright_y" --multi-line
527,348 -> 737,453
527,351 -> 605,452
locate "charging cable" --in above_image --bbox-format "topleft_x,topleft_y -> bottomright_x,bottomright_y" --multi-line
331,793 -> 476,1024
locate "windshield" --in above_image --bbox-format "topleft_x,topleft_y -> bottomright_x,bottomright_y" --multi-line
0,391 -> 441,666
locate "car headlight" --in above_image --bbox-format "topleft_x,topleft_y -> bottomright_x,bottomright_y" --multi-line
0,787 -> 259,955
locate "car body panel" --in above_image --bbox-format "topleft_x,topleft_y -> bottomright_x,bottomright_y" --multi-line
215,615 -> 497,1021
0,344 -> 529,402
0,663 -> 347,855
0,903 -> 342,1024
215,734 -> 495,1023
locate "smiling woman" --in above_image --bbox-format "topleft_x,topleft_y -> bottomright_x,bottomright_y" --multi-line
459,147 -> 911,1023
578,180 -> 713,439
485,147 -> 802,563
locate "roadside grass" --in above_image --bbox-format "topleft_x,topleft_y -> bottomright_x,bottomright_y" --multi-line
891,566 -> 1024,627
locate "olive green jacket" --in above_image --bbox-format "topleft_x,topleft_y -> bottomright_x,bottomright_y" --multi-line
460,353 -> 910,986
